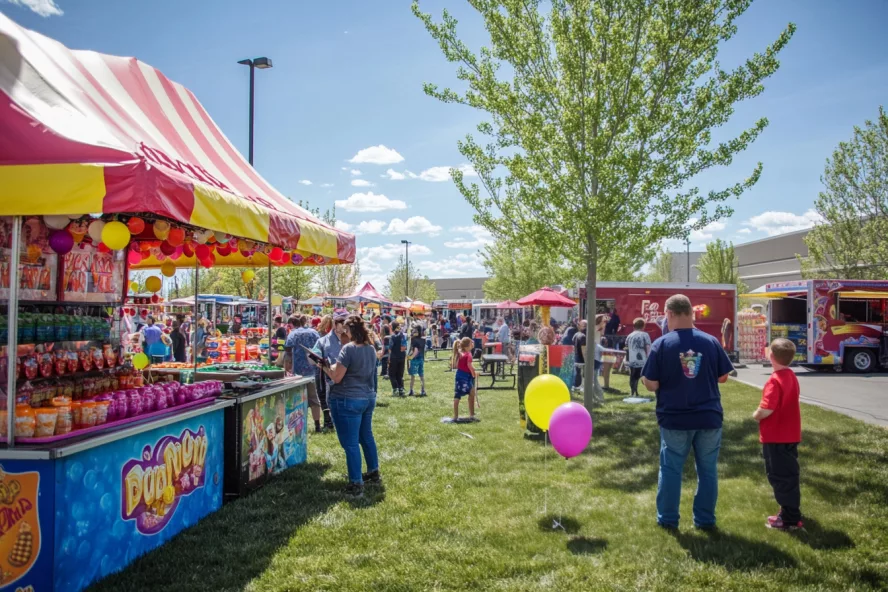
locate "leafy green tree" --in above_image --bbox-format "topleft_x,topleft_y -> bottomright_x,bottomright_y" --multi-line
315,204 -> 361,296
482,238 -> 579,300
644,250 -> 674,282
801,107 -> 888,279
696,239 -> 747,294
413,0 -> 793,407
384,255 -> 440,303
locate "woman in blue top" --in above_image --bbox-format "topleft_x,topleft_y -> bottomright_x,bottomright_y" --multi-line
320,314 -> 381,496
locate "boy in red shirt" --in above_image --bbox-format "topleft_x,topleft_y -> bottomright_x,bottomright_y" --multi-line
753,338 -> 803,530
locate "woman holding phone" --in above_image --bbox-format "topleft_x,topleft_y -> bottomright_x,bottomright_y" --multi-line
319,314 -> 380,496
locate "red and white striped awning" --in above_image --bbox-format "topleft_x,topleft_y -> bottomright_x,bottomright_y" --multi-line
0,12 -> 355,264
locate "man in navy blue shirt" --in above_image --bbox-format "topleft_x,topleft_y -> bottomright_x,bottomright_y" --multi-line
642,294 -> 733,530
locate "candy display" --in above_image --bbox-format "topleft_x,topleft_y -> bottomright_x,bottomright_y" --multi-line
738,309 -> 767,361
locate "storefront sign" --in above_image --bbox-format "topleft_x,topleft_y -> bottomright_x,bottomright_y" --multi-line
447,302 -> 472,310
241,388 -> 306,487
0,468 -> 41,589
121,427 -> 209,535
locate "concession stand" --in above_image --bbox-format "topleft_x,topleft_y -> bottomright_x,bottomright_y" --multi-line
0,14 -> 354,592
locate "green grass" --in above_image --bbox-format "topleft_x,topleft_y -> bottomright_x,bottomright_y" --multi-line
91,361 -> 888,591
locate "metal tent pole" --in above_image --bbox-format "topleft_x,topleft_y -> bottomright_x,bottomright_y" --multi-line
193,261 -> 200,368
267,261 -> 272,330
5,217 -> 21,447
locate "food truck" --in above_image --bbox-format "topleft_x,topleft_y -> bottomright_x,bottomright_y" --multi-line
750,280 -> 888,373
575,282 -> 738,355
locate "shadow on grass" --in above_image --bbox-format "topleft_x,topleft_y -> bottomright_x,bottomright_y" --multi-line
790,517 -> 855,551
538,514 -> 581,534
671,528 -> 797,571
567,536 -> 608,555
89,462 -> 341,592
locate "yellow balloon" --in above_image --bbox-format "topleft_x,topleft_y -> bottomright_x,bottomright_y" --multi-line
132,353 -> 150,370
525,374 -> 570,432
242,270 -> 255,283
101,220 -> 131,250
271,294 -> 283,306
129,281 -> 139,292
145,276 -> 162,293
161,261 -> 176,277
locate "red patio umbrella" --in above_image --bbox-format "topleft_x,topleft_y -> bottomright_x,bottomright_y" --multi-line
495,300 -> 523,309
516,287 -> 577,326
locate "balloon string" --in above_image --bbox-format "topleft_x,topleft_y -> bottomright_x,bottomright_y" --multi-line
544,431 -> 548,515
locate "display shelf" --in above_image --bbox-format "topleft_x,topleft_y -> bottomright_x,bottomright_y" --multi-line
2,339 -> 111,357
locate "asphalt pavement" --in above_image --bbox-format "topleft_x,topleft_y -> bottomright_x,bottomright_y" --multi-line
733,365 -> 888,428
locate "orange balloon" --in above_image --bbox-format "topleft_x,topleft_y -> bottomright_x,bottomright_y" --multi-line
127,217 -> 146,234
167,227 -> 185,246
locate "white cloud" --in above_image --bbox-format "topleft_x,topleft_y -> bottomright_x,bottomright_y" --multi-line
744,209 -> 822,236
358,243 -> 432,262
8,0 -> 63,16
350,169 -> 362,176
689,220 -> 727,242
298,179 -> 312,186
348,145 -> 405,165
334,220 -> 352,232
355,220 -> 387,234
382,169 -> 406,181
406,164 -> 479,183
320,183 -> 334,188
444,225 -> 494,249
737,228 -> 752,235
351,179 -> 374,187
334,192 -> 407,212
384,216 -> 442,236
417,253 -> 485,277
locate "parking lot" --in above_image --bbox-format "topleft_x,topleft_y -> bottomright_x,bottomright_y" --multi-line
734,365 -> 888,427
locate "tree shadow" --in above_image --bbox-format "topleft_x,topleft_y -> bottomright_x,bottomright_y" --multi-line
567,536 -> 608,555
670,528 -> 797,571
89,462 -> 340,592
789,517 -> 855,551
538,514 -> 581,534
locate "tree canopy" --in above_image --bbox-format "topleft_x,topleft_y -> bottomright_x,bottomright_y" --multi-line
414,0 -> 793,407
801,106 -> 888,279
384,255 -> 440,303
695,239 -> 747,294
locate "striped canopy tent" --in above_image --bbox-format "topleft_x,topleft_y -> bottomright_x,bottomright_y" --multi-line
345,282 -> 392,305
0,13 -> 354,267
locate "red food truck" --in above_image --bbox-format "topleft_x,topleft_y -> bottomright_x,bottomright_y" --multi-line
575,282 -> 738,355
753,280 -> 888,373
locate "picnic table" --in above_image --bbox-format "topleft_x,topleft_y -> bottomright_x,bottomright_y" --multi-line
478,353 -> 516,390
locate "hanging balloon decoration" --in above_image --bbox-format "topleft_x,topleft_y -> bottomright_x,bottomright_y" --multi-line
170,245 -> 184,260
96,243 -> 111,254
48,230 -> 74,255
160,241 -> 176,256
291,253 -> 304,265
145,276 -> 162,293
129,281 -> 139,293
161,261 -> 176,277
87,219 -> 106,243
132,353 -> 149,370
269,247 -> 284,262
101,221 -> 131,250
182,242 -> 195,258
214,231 -> 229,243
127,250 -> 142,265
153,220 -> 171,240
271,294 -> 283,306
195,244 -> 210,260
43,215 -> 70,230
242,270 -> 255,283
127,217 -> 146,234
228,238 -> 239,252
167,227 -> 185,246
216,243 -> 232,257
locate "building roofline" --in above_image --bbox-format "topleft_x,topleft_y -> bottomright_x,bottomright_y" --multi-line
734,227 -> 811,247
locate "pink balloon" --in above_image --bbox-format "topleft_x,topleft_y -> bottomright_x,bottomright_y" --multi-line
127,249 -> 142,265
48,229 -> 74,255
170,245 -> 184,260
548,402 -> 593,459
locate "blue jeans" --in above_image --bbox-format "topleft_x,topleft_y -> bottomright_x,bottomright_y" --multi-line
329,397 -> 379,484
657,427 -> 722,528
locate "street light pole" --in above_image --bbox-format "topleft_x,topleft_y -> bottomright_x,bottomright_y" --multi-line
686,237 -> 691,282
237,57 -> 273,165
401,240 -> 411,300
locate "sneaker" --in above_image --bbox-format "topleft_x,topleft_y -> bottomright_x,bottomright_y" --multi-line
408,390 -> 415,397
322,424 -> 335,433
343,482 -> 364,497
767,515 -> 804,530
362,469 -> 382,484
419,390 -> 427,397
391,388 -> 399,397
399,389 -> 407,398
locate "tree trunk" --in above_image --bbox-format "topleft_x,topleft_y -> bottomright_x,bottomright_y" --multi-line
584,241 -> 604,410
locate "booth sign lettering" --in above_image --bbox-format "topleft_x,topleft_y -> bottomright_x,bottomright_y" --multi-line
121,427 -> 208,535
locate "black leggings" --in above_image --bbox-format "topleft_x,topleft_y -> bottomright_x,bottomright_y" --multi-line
763,443 -> 801,523
629,366 -> 642,395
389,358 -> 405,389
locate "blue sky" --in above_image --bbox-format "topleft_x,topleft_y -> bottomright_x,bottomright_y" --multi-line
5,0 -> 888,288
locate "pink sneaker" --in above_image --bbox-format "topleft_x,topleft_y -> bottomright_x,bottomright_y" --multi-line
767,515 -> 804,530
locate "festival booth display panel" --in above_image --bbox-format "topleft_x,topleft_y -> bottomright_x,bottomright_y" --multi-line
222,376 -> 312,499
0,13 -> 355,592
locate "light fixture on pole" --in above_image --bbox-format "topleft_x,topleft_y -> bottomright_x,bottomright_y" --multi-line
401,239 -> 411,300
685,237 -> 691,282
237,56 -> 273,165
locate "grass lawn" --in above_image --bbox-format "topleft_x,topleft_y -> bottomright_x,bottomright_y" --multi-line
92,360 -> 888,591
